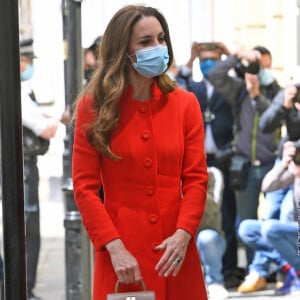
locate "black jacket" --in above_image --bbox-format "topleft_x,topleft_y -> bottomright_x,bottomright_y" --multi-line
177,71 -> 234,150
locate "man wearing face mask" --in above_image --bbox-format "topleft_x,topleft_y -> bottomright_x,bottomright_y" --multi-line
207,46 -> 282,282
177,42 -> 245,290
20,38 -> 60,300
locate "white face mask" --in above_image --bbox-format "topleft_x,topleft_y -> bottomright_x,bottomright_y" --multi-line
128,45 -> 169,78
258,68 -> 273,86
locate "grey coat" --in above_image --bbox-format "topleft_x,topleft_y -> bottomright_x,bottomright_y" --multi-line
207,55 -> 281,164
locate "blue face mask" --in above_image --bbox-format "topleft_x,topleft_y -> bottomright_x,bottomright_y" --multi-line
258,68 -> 273,86
21,64 -> 34,81
129,45 -> 169,78
199,59 -> 218,77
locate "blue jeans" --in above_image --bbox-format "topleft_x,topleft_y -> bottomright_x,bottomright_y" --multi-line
262,220 -> 300,272
262,186 -> 294,222
196,229 -> 226,284
238,219 -> 286,277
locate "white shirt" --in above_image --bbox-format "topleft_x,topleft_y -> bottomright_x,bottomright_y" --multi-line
180,66 -> 218,154
21,81 -> 48,136
203,79 -> 218,154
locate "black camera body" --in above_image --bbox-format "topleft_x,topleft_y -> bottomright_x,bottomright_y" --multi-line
293,140 -> 300,165
235,59 -> 260,79
293,85 -> 300,104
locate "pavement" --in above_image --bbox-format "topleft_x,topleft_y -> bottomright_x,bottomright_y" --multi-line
2,133 -> 300,299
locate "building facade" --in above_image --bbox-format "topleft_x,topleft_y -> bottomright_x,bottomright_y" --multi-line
19,0 -> 300,103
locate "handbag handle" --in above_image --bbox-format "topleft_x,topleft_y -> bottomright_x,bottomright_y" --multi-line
114,279 -> 147,293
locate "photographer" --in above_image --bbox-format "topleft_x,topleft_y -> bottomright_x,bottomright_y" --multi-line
207,46 -> 282,276
259,83 -> 300,141
238,140 -> 300,295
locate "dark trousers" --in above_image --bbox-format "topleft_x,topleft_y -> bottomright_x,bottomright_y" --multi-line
206,155 -> 238,276
24,157 -> 40,292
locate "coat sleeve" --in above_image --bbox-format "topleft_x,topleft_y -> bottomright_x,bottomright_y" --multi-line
259,89 -> 286,132
261,162 -> 294,193
72,96 -> 120,250
176,93 -> 208,236
207,55 -> 244,106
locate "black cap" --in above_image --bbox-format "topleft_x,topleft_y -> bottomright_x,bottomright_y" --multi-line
87,35 -> 102,54
20,38 -> 37,58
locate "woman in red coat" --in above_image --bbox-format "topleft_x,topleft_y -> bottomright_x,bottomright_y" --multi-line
72,5 -> 208,300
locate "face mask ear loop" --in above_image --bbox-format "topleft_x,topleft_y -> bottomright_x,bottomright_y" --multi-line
127,53 -> 136,65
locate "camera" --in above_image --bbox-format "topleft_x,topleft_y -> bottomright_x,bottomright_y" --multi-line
234,59 -> 260,79
293,85 -> 300,104
199,42 -> 218,51
229,155 -> 251,190
293,140 -> 300,165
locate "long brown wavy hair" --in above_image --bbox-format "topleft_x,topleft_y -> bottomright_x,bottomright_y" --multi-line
73,5 -> 176,159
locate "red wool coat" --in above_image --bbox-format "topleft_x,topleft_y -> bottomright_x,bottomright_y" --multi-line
72,81 -> 208,300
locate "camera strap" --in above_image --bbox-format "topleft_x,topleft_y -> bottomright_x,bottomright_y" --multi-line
231,86 -> 247,149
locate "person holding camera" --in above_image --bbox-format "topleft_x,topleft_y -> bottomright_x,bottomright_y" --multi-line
177,42 -> 245,289
259,83 -> 300,141
256,82 -> 300,226
238,140 -> 300,295
207,46 -> 282,279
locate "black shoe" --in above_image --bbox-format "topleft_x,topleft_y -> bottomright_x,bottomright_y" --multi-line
224,267 -> 246,289
224,274 -> 242,289
266,270 -> 277,283
233,267 -> 247,280
27,290 -> 41,300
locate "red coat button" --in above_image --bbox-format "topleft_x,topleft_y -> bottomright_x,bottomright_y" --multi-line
146,186 -> 154,196
144,158 -> 153,168
141,130 -> 151,140
139,105 -> 147,113
148,214 -> 158,223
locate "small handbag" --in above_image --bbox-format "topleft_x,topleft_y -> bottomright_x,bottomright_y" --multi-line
107,280 -> 156,300
229,155 -> 251,190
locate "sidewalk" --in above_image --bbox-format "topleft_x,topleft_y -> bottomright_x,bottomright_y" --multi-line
34,176 -> 65,300
34,129 -> 65,299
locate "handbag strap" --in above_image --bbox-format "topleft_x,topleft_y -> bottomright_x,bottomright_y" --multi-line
114,280 -> 147,293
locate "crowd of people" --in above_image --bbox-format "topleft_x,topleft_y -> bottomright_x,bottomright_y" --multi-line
1,4 -> 299,300
174,37 -> 300,298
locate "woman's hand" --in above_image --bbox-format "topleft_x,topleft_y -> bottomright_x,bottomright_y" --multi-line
106,239 -> 142,284
154,229 -> 191,277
